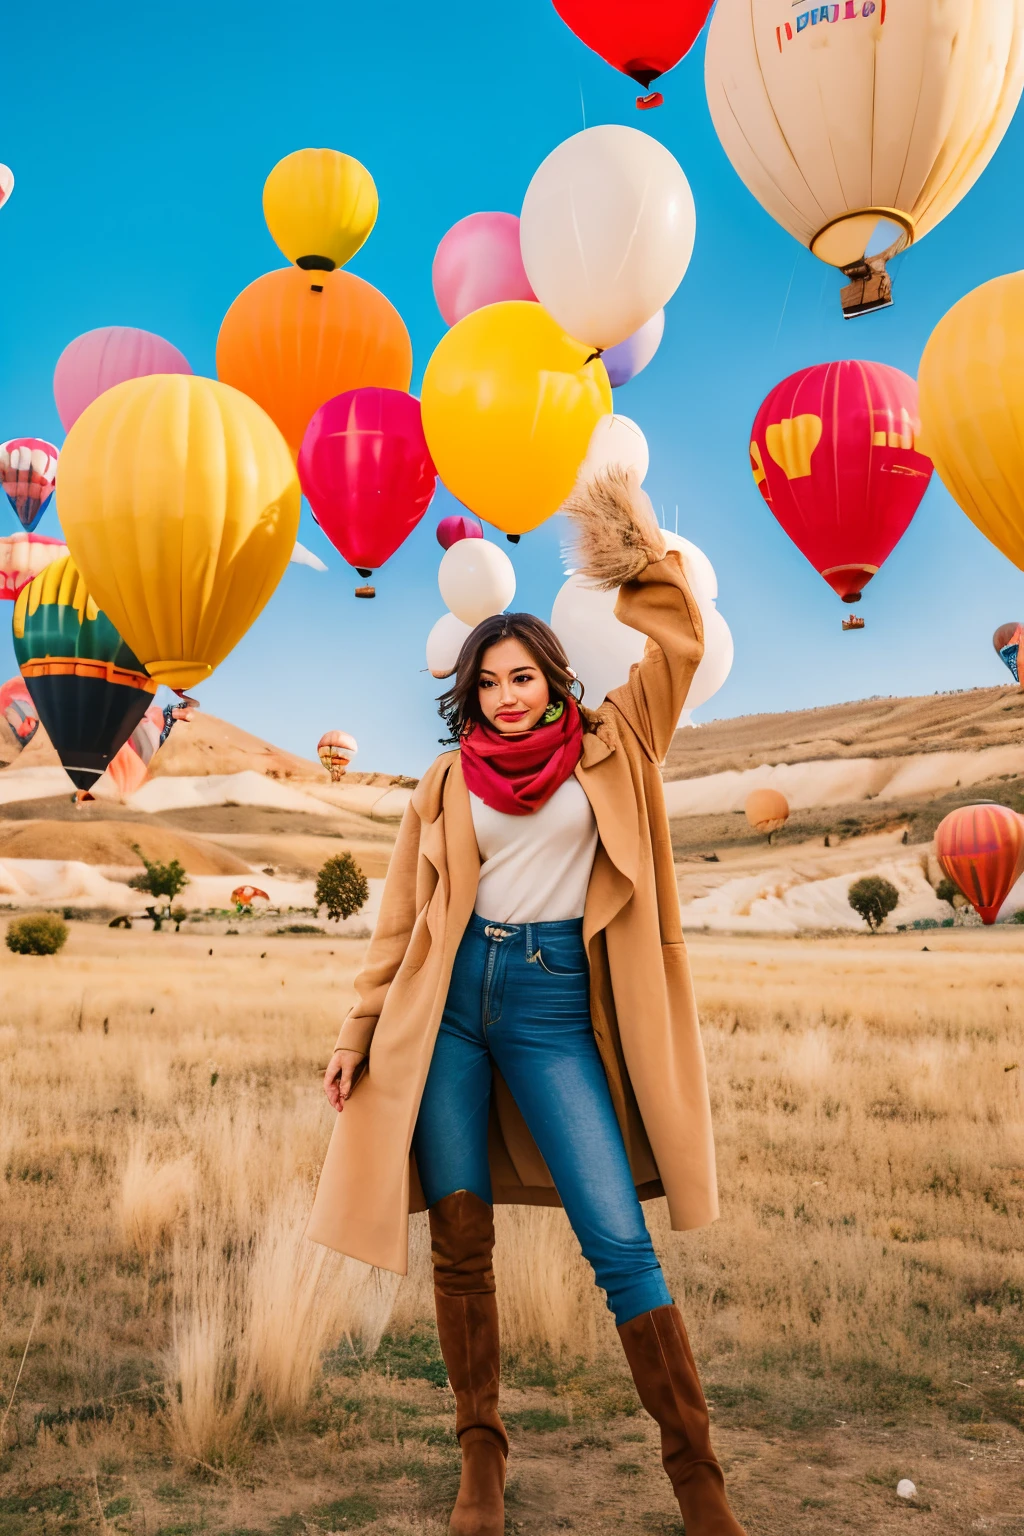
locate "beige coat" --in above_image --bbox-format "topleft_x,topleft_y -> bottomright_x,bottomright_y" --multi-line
307,538 -> 719,1274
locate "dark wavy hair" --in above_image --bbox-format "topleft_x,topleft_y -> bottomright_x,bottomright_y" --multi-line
437,612 -> 596,743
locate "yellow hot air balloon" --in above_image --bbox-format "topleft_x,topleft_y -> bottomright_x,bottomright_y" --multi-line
55,374 -> 300,690
705,0 -> 1024,316
421,300 -> 611,536
918,270 -> 1024,573
263,148 -> 378,271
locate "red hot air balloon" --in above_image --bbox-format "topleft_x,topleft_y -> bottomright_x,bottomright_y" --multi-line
1,439 -> 59,531
298,388 -> 436,597
750,361 -> 933,622
935,804 -> 1024,925
993,623 -> 1023,685
552,0 -> 714,107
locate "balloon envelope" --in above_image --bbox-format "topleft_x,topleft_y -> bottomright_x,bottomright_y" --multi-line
581,415 -> 649,485
426,611 -> 473,677
0,676 -> 38,749
1,439 -> 59,531
54,327 -> 191,433
432,212 -> 536,327
318,729 -> 358,781
0,165 -> 13,210
298,389 -> 436,573
751,361 -> 932,604
437,514 -> 482,550
935,803 -> 1024,925
0,532 -> 68,600
520,126 -> 695,349
12,555 -> 156,790
422,300 -> 611,535
263,148 -> 377,270
55,374 -> 300,691
993,622 -> 1023,683
602,310 -> 664,389
745,788 -> 789,834
553,0 -> 712,87
438,540 -> 516,627
217,266 -> 412,457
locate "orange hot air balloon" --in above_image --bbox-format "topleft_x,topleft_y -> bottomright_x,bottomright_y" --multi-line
104,739 -> 150,801
993,622 -> 1023,685
232,884 -> 270,910
216,267 -> 413,457
934,804 -> 1024,925
745,788 -> 790,836
318,729 -> 357,781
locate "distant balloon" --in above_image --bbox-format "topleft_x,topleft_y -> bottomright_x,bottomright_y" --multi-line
263,149 -> 378,271
581,415 -> 649,485
318,730 -> 358,781
0,532 -> 68,600
439,540 -> 516,627
426,611 -> 473,678
0,165 -> 13,210
552,1 -> 713,101
432,212 -> 537,327
745,788 -> 789,836
232,884 -> 270,910
993,623 -> 1023,684
12,555 -> 156,791
751,361 -> 933,611
53,327 -> 192,433
436,514 -> 482,551
1,439 -> 59,530
298,388 -> 436,588
602,310 -> 665,388
0,676 -> 38,749
104,738 -> 151,802
934,803 -> 1024,925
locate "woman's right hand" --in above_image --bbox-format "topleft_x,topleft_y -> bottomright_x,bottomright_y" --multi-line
323,1048 -> 366,1112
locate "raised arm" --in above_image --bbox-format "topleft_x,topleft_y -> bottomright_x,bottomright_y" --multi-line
563,467 -> 705,762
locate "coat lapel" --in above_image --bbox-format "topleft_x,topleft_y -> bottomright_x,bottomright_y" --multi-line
440,754 -> 481,947
577,724 -> 639,943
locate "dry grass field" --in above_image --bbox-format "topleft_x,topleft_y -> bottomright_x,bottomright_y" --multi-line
1,922 -> 1023,1535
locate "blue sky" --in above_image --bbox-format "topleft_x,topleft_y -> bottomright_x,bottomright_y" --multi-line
1,0 -> 1022,774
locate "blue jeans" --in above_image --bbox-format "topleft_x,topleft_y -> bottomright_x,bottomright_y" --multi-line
413,914 -> 672,1327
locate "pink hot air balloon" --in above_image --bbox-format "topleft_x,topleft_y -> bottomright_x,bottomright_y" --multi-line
0,532 -> 67,599
437,514 -> 483,550
299,388 -> 437,596
53,326 -> 192,432
432,213 -> 537,327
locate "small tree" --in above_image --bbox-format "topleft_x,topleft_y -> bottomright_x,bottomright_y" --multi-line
935,875 -> 965,909
848,875 -> 900,932
6,912 -> 68,955
129,845 -> 189,931
316,853 -> 369,923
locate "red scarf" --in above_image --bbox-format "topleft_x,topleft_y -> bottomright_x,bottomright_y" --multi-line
460,704 -> 584,816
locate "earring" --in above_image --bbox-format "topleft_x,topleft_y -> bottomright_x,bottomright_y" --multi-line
542,700 -> 565,724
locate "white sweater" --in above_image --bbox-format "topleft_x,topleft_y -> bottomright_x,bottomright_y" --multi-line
470,777 -> 598,924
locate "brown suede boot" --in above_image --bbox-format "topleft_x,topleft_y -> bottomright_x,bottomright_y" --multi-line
618,1305 -> 746,1536
429,1190 -> 508,1536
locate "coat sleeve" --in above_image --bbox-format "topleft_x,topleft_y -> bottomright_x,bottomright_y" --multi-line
561,466 -> 705,763
334,801 -> 423,1056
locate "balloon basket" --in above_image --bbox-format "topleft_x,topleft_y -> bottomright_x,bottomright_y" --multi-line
506,534 -> 521,544
842,615 -> 865,631
636,92 -> 664,110
355,584 -> 376,599
839,264 -> 893,319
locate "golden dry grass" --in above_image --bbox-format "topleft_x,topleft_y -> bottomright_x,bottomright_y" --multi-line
1,923 -> 1022,1534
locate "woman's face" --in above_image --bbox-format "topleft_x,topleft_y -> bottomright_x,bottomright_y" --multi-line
477,638 -> 551,734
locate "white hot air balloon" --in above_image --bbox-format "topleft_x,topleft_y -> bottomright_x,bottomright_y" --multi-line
426,612 -> 473,678
705,0 -> 1024,317
581,415 -> 650,485
520,125 -> 696,349
438,538 -> 517,627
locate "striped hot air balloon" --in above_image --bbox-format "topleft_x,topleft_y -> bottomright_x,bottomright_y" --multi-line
1,438 -> 59,530
993,622 -> 1023,684
934,803 -> 1024,925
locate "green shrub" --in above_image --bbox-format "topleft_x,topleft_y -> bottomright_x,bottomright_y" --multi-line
935,876 -> 962,907
848,875 -> 900,932
315,853 -> 369,923
6,912 -> 69,955
1013,909 -> 1024,925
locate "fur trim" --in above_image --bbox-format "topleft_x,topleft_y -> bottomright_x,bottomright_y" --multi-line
561,466 -> 667,590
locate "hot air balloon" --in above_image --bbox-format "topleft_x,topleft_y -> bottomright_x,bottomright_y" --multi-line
232,884 -> 271,911
0,676 -> 38,750
55,374 -> 300,692
263,149 -> 378,271
432,213 -> 536,326
298,389 -> 436,596
53,327 -> 192,433
750,361 -> 933,620
918,272 -> 1024,577
706,1 -> 1024,316
602,310 -> 665,388
1,439 -> 59,530
934,803 -> 1024,925
101,702 -> 189,801
993,623 -> 1023,684
318,730 -> 358,781
217,266 -> 413,458
0,532 -> 68,600
745,788 -> 790,837
0,166 -> 13,210
552,1 -> 714,107
426,612 -> 473,677
436,514 -> 482,550
12,555 -> 156,791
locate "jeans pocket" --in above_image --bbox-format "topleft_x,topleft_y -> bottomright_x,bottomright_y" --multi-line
535,945 -> 588,978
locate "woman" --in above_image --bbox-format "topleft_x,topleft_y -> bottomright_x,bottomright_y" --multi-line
309,468 -> 745,1536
